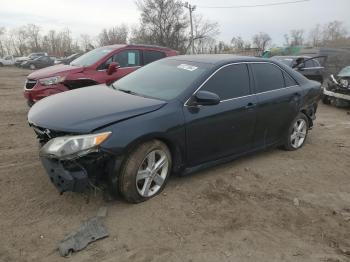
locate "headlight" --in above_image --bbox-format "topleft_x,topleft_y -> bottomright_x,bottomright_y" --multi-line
39,76 -> 65,86
39,132 -> 111,160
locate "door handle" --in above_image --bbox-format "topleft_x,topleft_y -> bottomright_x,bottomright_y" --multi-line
245,102 -> 256,109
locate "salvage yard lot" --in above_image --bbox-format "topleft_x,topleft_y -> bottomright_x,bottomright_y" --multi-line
0,67 -> 350,262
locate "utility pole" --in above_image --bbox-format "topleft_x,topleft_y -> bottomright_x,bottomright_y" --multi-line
183,2 -> 196,54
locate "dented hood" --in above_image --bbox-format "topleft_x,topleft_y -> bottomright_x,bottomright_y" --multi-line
28,84 -> 166,133
27,64 -> 84,79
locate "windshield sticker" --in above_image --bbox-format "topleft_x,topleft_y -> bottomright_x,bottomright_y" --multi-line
177,64 -> 198,71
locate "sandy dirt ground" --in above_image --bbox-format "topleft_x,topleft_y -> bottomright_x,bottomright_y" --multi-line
0,67 -> 350,262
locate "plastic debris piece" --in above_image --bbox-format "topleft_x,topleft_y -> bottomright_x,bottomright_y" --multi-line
58,216 -> 109,257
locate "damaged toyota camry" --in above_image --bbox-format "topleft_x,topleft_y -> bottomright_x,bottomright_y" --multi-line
28,55 -> 321,203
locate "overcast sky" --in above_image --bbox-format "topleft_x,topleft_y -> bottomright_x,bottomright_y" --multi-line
1,0 -> 349,45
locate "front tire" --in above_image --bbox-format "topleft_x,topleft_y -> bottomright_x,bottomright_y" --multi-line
116,140 -> 172,203
283,113 -> 309,151
29,64 -> 36,70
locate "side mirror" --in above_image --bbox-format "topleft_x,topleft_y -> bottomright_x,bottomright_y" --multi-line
107,62 -> 119,75
190,91 -> 220,106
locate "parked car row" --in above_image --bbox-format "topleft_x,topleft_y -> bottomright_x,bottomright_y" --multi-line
26,45 -> 322,203
15,52 -> 49,67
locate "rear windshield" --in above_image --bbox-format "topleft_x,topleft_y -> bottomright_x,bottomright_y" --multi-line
70,47 -> 114,67
112,59 -> 209,100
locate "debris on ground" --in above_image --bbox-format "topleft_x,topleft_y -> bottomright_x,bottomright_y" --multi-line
58,207 -> 109,257
293,198 -> 300,206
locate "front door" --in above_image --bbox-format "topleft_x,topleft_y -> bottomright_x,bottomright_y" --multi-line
184,63 -> 257,166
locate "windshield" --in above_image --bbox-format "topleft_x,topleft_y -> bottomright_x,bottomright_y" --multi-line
338,66 -> 350,77
70,47 -> 114,67
112,59 -> 209,100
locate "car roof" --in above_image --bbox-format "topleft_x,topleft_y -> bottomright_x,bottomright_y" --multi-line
272,55 -> 312,59
166,54 -> 273,66
103,44 -> 176,51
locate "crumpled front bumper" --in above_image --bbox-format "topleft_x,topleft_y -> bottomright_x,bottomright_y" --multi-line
40,157 -> 89,193
323,89 -> 350,101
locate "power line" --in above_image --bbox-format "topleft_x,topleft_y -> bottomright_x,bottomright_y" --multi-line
197,0 -> 310,9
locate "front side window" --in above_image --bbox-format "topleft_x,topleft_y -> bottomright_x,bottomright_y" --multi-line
201,64 -> 250,100
251,63 -> 284,93
144,50 -> 166,65
113,50 -> 141,68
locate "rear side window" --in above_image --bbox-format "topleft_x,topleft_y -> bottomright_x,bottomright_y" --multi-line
201,64 -> 250,100
251,63 -> 284,93
143,50 -> 166,65
304,59 -> 315,68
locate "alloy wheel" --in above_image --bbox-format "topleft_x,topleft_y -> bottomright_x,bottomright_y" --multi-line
136,149 -> 169,197
290,118 -> 307,149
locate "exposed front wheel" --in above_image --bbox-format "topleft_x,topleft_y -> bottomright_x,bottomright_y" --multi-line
116,140 -> 172,203
284,113 -> 309,151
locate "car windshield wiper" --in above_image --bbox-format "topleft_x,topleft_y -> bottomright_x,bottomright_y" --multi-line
117,88 -> 141,96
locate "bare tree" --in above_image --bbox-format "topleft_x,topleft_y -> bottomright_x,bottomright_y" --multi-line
322,21 -> 348,47
25,24 -> 41,52
284,29 -> 304,46
0,27 -> 5,57
308,24 -> 322,47
190,14 -> 219,53
231,36 -> 245,50
98,25 -> 129,46
252,32 -> 271,51
12,27 -> 28,56
133,0 -> 188,52
80,34 -> 94,51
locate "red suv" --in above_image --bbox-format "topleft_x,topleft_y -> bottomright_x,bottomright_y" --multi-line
24,44 -> 177,105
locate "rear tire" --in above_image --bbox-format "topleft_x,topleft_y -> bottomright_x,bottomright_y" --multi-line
0,62 -> 3,67
322,95 -> 331,105
114,140 -> 172,203
283,113 -> 309,151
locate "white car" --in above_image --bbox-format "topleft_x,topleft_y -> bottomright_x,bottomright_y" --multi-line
0,55 -> 15,66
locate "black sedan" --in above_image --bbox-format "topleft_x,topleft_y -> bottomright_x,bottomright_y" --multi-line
28,55 -> 321,203
21,56 -> 54,70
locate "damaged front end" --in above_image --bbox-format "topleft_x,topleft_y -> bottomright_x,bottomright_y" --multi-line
31,125 -> 115,194
323,66 -> 350,106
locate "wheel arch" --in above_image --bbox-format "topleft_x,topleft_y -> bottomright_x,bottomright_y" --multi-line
123,133 -> 184,175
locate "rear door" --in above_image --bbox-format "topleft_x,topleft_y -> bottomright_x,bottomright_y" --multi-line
250,62 -> 301,148
184,63 -> 257,166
